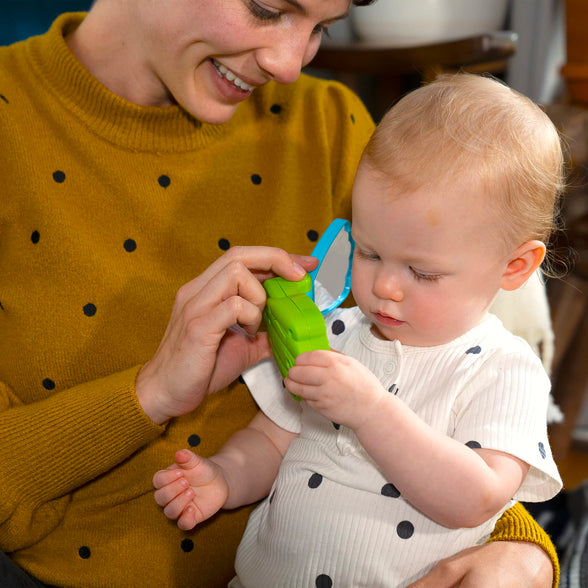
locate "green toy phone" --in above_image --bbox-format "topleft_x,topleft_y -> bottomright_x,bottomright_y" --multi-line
263,219 -> 354,399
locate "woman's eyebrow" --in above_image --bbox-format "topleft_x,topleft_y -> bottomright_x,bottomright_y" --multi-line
284,0 -> 348,22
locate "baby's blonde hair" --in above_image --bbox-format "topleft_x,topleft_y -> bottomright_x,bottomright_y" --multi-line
363,73 -> 566,265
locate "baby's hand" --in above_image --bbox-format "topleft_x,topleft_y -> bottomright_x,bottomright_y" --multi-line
285,350 -> 386,430
153,449 -> 229,530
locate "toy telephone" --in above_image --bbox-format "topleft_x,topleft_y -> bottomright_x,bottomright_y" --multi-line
263,219 -> 354,399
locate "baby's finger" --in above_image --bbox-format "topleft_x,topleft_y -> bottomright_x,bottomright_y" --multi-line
153,467 -> 183,490
153,476 -> 189,507
162,487 -> 195,521
177,505 -> 199,531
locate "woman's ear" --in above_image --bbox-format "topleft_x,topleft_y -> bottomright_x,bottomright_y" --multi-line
500,240 -> 546,291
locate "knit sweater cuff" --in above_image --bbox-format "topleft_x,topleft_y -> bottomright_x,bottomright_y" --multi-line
489,502 -> 559,587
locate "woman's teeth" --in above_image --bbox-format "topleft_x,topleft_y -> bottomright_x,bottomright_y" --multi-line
215,62 -> 254,92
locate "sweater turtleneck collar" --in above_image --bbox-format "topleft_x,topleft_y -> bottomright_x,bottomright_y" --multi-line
23,12 -> 233,153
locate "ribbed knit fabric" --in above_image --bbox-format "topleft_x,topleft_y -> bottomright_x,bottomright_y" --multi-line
0,12 -> 559,588
240,309 -> 562,586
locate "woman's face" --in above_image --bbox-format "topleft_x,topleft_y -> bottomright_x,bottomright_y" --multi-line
130,0 -> 352,123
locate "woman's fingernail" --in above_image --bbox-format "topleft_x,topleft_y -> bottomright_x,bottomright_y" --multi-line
293,263 -> 306,276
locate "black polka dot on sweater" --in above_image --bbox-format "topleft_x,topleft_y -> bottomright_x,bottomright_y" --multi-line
188,434 -> 201,447
466,346 -> 481,355
269,490 -> 276,504
158,175 -> 171,188
31,230 -> 40,244
42,378 -> 55,390
78,546 -> 91,559
332,422 -> 340,430
83,303 -> 97,317
388,384 -> 398,395
270,104 -> 282,114
331,320 -> 345,336
218,238 -> 230,251
308,473 -> 323,489
316,574 -> 333,588
307,229 -> 319,242
123,239 -> 136,252
181,539 -> 194,552
466,440 -> 482,449
397,520 -> 414,539
251,174 -> 262,185
52,170 -> 66,183
381,483 -> 400,498
539,442 -> 546,458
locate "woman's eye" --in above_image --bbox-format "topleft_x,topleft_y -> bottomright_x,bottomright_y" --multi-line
312,24 -> 330,36
247,0 -> 281,21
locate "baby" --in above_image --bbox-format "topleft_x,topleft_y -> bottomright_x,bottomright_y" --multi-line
154,73 -> 563,587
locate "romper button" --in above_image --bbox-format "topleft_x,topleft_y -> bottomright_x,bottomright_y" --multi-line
383,361 -> 396,375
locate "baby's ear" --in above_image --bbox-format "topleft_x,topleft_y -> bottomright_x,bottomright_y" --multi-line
500,240 -> 546,291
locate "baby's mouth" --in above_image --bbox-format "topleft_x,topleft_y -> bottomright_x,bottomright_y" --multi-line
212,59 -> 254,92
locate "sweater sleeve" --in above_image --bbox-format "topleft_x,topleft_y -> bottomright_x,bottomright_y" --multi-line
0,367 -> 164,551
489,502 -> 559,588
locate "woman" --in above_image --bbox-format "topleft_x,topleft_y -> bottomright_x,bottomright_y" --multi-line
0,0 -> 557,586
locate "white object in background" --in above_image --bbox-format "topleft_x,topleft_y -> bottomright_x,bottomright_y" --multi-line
351,0 -> 509,47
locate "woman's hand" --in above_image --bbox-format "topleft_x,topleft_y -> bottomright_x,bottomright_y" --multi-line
136,246 -> 317,424
407,541 -> 554,588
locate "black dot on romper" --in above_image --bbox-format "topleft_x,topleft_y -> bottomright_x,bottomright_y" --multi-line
307,229 -> 319,242
466,440 -> 482,449
381,483 -> 400,498
396,520 -> 414,539
158,175 -> 171,188
308,473 -> 323,489
331,320 -> 345,336
315,574 -> 333,588
218,238 -> 230,251
181,538 -> 194,552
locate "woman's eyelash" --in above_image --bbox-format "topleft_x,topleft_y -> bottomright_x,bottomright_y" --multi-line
247,1 -> 281,21
247,1 -> 329,35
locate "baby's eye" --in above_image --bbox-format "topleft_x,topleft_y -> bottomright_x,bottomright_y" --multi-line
410,268 -> 442,282
355,248 -> 380,261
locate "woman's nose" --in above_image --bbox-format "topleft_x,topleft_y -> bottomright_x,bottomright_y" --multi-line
256,30 -> 320,85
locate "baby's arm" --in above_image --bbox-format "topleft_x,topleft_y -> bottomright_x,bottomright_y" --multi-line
286,350 -> 529,529
153,411 -> 297,530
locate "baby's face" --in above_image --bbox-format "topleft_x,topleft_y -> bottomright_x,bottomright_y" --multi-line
350,163 -> 509,347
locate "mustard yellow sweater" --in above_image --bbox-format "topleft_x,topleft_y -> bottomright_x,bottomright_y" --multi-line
0,12 -> 558,588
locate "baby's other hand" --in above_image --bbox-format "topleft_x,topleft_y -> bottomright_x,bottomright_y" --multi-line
153,449 -> 229,530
